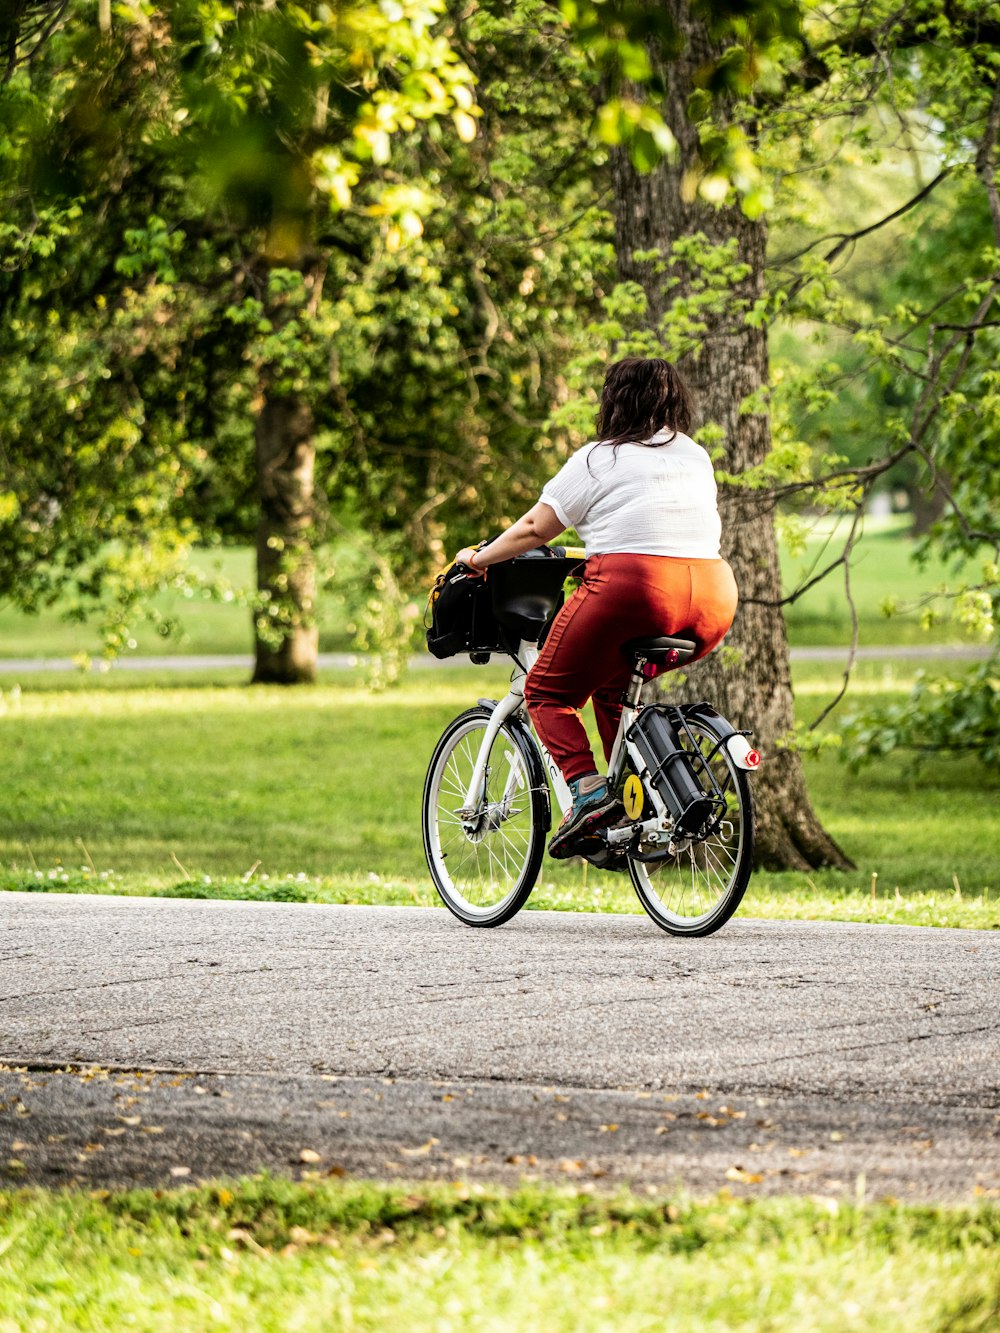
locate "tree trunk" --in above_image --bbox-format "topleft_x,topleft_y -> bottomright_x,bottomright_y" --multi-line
610,1 -> 853,869
252,392 -> 319,684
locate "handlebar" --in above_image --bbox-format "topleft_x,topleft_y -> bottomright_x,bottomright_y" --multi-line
458,544 -> 586,573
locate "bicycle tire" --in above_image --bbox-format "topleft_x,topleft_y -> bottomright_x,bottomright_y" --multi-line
422,706 -> 549,927
627,713 -> 754,937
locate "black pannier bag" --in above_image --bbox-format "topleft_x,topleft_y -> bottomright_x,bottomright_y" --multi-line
425,563 -> 506,660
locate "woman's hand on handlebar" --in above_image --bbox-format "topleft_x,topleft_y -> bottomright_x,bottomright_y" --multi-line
454,546 -> 486,577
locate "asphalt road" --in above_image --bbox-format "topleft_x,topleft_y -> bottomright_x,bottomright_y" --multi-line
1,894 -> 998,1201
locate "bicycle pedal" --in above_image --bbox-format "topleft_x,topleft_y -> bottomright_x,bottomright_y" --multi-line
582,846 -> 628,873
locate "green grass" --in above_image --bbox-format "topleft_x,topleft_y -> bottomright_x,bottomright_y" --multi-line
1,1177 -> 998,1331
0,517 -> 985,658
1,662 -> 996,928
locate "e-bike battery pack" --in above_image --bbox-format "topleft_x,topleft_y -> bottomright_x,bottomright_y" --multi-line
627,707 -> 718,837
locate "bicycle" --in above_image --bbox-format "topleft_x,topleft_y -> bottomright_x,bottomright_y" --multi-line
421,547 -> 761,937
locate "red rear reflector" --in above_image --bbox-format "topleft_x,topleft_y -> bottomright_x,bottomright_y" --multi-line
746,750 -> 761,768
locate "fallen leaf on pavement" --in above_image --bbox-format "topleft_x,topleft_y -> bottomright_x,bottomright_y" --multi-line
400,1138 -> 439,1157
725,1166 -> 764,1184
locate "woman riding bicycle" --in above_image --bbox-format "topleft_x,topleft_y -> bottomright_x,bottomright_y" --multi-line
454,355 -> 738,861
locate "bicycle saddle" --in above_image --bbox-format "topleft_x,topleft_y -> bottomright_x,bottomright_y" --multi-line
621,635 -> 697,665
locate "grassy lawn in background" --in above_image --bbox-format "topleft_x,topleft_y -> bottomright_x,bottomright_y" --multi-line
1,660 -> 996,929
780,516 -> 982,647
1,1178 -> 999,1332
0,517 -> 986,658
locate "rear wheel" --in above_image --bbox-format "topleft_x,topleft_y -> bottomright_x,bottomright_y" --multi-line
628,715 -> 754,937
422,706 -> 547,926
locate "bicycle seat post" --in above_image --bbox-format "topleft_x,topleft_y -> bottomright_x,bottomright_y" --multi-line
624,661 -> 647,708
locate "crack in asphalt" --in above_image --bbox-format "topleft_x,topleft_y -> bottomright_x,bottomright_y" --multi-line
0,971 -> 188,1005
728,1022 -> 1000,1072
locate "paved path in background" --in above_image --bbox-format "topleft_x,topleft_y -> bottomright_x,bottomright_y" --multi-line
1,895 -> 997,1199
0,645 -> 992,673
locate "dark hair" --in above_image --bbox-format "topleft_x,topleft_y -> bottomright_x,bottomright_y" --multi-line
594,357 -> 693,452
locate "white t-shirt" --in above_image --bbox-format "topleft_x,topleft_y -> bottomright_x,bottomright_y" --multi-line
540,429 -> 722,559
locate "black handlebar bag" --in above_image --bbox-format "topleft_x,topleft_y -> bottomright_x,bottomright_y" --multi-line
425,564 -> 505,659
425,548 -> 584,661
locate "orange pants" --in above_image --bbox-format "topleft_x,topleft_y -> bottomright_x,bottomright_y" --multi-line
523,553 -> 738,784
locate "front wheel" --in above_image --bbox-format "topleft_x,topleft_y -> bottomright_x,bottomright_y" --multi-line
422,706 -> 548,927
628,714 -> 754,937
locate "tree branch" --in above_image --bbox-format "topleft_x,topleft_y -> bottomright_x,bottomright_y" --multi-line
808,504 -> 865,731
771,168 -> 951,272
742,547 -> 848,608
